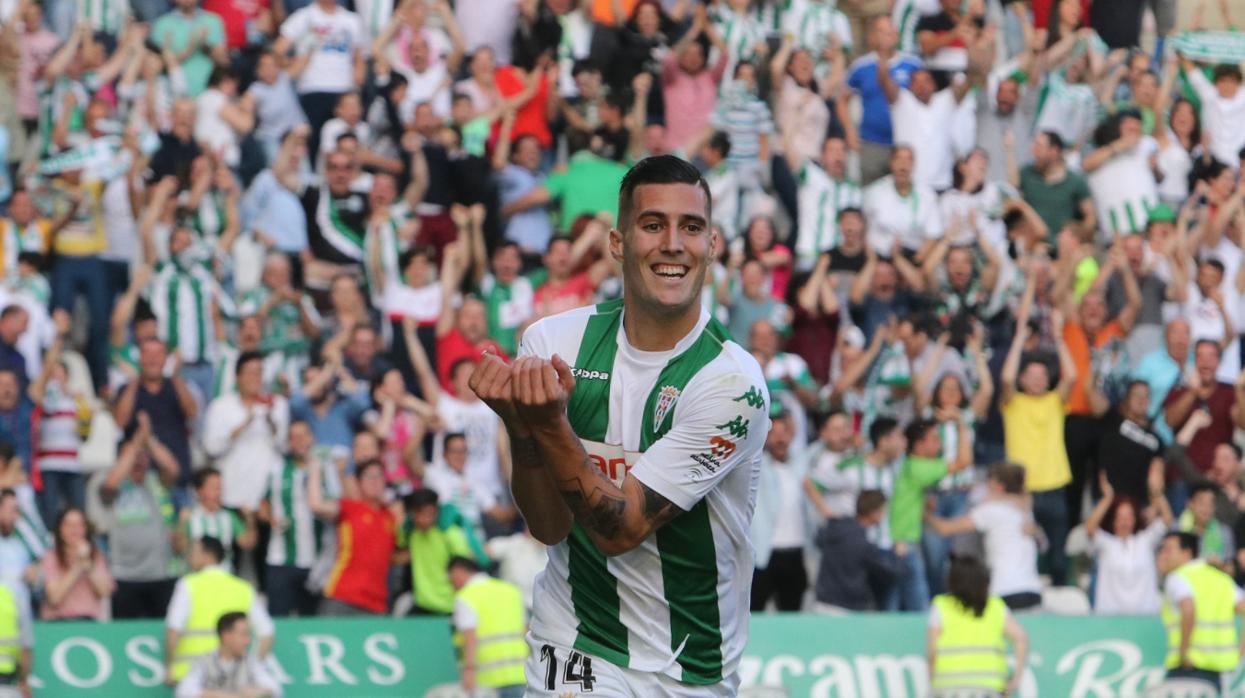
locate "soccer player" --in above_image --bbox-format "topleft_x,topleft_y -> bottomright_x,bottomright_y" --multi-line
469,155 -> 770,696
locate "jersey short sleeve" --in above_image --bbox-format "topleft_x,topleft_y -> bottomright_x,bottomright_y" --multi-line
629,367 -> 770,512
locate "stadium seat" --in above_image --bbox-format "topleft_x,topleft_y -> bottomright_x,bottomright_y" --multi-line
1041,586 -> 1091,615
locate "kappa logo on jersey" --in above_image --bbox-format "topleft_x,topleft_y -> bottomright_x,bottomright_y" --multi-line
653,385 -> 680,427
733,385 -> 766,409
571,367 -> 610,381
715,415 -> 749,439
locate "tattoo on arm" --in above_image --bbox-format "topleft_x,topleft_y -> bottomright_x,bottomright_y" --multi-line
509,434 -> 544,471
559,469 -> 627,539
639,480 -> 680,523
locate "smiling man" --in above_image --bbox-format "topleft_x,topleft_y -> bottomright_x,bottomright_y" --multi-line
470,155 -> 770,696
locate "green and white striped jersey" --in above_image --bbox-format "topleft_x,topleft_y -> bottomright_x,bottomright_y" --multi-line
832,454 -> 896,547
782,0 -> 852,61
264,459 -> 322,569
182,505 -> 243,564
795,162 -> 863,266
149,260 -> 234,364
521,299 -> 769,687
13,485 -> 49,560
76,0 -> 130,36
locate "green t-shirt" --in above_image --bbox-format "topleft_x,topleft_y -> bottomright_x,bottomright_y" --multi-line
543,151 -> 627,231
889,455 -> 949,543
459,117 -> 491,158
1018,165 -> 1092,244
151,10 -> 226,96
405,524 -> 471,614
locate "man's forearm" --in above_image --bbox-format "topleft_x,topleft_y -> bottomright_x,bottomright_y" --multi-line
509,430 -> 573,545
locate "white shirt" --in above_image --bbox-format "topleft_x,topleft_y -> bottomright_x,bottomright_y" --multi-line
1187,70 -> 1245,172
175,654 -> 283,698
424,462 -> 497,529
202,394 -> 290,509
805,444 -> 854,518
938,183 -> 1010,250
969,499 -> 1042,597
397,63 -> 451,122
280,4 -> 364,94
454,0 -> 519,65
194,89 -> 241,167
768,454 -> 806,549
863,175 -> 944,254
891,89 -> 961,191
1092,519 -> 1167,615
165,565 -> 275,637
1086,137 -> 1159,237
1156,137 -> 1193,203
486,534 -> 547,609
433,395 -> 503,500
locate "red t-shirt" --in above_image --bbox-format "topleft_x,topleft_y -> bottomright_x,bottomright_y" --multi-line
534,273 -> 595,319
493,66 -> 552,149
325,499 -> 396,613
436,329 -> 508,392
203,0 -> 269,49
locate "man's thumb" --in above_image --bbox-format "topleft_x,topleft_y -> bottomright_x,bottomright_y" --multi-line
551,354 -> 575,391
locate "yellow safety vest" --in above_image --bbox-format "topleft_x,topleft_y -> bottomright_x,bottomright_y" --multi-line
452,576 -> 528,688
170,569 -> 255,681
931,594 -> 1009,693
1161,560 -> 1240,671
0,585 -> 20,675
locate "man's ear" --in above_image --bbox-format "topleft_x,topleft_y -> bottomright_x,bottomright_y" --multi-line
609,227 -> 624,263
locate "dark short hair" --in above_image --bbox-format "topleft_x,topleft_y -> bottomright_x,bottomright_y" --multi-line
837,207 -> 864,225
707,131 -> 731,158
988,462 -> 1025,495
1194,338 -> 1223,358
443,432 -> 467,449
947,554 -> 991,617
1222,441 -> 1244,461
856,489 -> 886,518
197,535 -> 226,563
406,487 -> 439,511
904,419 -> 939,453
235,350 -> 265,378
1165,530 -> 1200,558
1040,130 -> 1065,151
617,155 -> 712,232
355,458 -> 385,481
1190,482 -> 1218,500
193,467 -> 220,490
868,417 -> 900,449
0,305 -> 25,321
0,488 -> 14,504
217,611 -> 248,637
447,555 -> 480,574
1213,64 -> 1243,84
1202,258 -> 1226,276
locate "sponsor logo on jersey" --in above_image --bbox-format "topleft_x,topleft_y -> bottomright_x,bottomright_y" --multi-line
653,385 -> 680,427
690,436 -> 737,475
571,367 -> 610,381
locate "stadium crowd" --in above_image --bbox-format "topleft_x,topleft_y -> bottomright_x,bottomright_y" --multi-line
0,0 -> 1243,692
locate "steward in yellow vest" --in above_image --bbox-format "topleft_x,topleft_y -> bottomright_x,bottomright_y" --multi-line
0,583 -> 32,697
164,536 -> 275,684
927,556 -> 1028,698
1157,531 -> 1245,695
449,556 -> 528,695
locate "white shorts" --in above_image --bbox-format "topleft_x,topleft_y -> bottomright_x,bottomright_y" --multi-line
523,635 -> 739,698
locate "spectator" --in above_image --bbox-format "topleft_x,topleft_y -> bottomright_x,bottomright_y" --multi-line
202,351 -> 290,511
308,458 -> 397,615
813,489 -> 901,612
362,367 -> 433,492
97,417 -> 182,619
257,420 -> 321,617
661,5 -> 728,154
876,59 -> 979,192
0,308 -> 29,394
175,611 -> 283,698
176,468 -> 257,568
1000,279 -> 1076,586
793,137 -> 863,270
751,412 -> 811,612
150,0 -> 227,97
288,356 -> 369,452
274,0 -> 365,153
1016,131 -> 1095,244
112,338 -> 198,493
1163,340 -> 1241,476
862,145 -> 943,257
29,310 -> 91,519
845,16 -> 921,183
1179,483 -> 1235,568
803,410 -> 859,520
1098,380 -> 1164,504
1085,469 -> 1173,614
399,488 -> 485,616
40,506 -> 114,620
1178,56 -> 1245,173
1133,318 -> 1191,443
926,462 -> 1044,611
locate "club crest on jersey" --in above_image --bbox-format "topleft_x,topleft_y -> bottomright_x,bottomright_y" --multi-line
653,385 -> 681,427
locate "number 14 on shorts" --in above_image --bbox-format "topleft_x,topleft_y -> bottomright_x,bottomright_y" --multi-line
540,644 -> 597,693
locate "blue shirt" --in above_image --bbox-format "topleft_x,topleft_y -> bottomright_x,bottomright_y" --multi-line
846,51 -> 922,146
0,398 -> 34,473
498,164 -> 553,254
1133,348 -> 1192,444
242,170 -> 308,253
289,387 -> 369,451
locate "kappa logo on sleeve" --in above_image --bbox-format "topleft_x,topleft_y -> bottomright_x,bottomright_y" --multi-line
733,386 -> 766,409
715,415 -> 750,439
